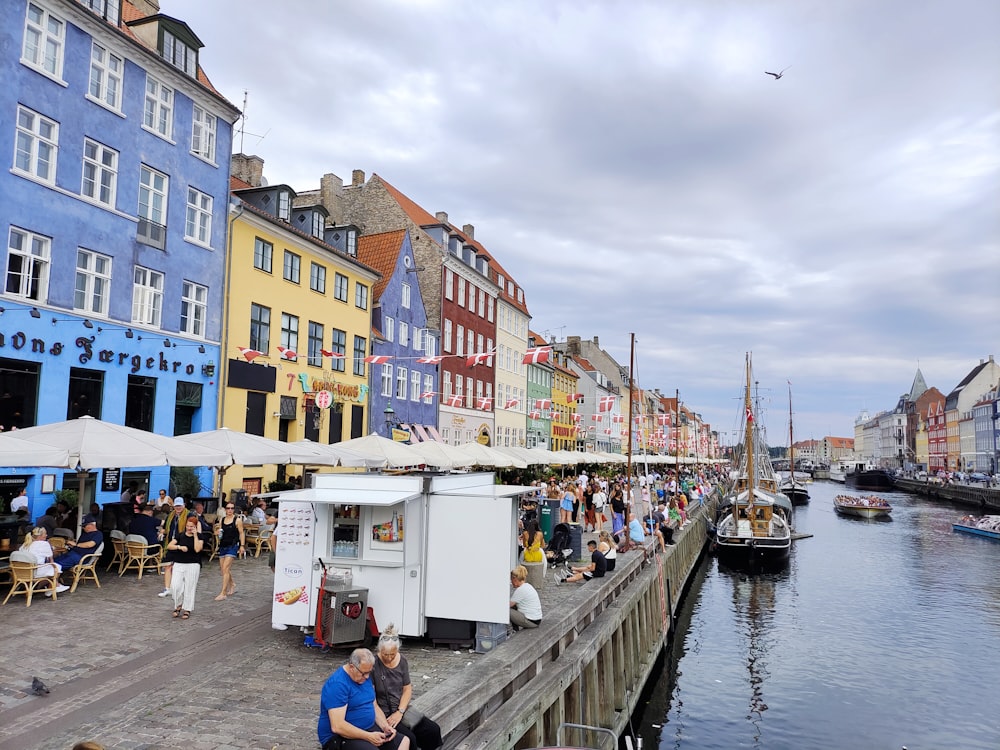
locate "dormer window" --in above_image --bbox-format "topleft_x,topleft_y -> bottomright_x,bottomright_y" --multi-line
78,0 -> 121,23
277,190 -> 290,221
161,29 -> 196,76
346,229 -> 357,257
311,211 -> 324,239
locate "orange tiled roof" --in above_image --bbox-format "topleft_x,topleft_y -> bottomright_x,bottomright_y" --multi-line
230,175 -> 253,191
573,356 -> 596,371
357,230 -> 407,301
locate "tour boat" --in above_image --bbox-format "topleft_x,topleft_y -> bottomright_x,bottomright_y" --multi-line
952,515 -> 1000,541
833,494 -> 892,519
714,354 -> 792,567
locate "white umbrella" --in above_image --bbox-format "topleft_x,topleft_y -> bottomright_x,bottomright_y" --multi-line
177,428 -> 337,466
291,440 -> 375,469
335,433 -> 420,469
455,442 -> 527,468
0,432 -> 71,467
494,445 -> 550,465
406,440 -> 474,470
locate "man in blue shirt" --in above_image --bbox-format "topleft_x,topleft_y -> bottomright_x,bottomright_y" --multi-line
54,515 -> 103,569
318,648 -> 409,750
128,503 -> 163,546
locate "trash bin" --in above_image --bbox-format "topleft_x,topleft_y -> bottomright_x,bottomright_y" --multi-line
539,500 -> 554,539
568,523 -> 583,561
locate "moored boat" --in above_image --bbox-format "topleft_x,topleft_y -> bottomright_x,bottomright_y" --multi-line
714,354 -> 792,567
844,463 -> 895,491
952,515 -> 1000,541
833,494 -> 892,519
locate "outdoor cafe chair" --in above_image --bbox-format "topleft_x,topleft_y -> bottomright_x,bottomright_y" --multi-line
52,528 -> 75,540
69,542 -> 104,593
106,530 -> 127,573
248,524 -> 274,558
120,534 -> 162,579
2,551 -> 59,607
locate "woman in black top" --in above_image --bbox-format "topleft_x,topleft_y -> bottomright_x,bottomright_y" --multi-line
372,624 -> 442,750
213,503 -> 245,600
167,515 -> 203,619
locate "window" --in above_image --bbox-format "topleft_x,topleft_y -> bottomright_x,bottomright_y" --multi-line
424,332 -> 436,358
6,228 -> 50,301
310,211 -> 324,239
81,139 -> 117,207
307,321 -> 324,367
253,237 -> 272,273
191,105 -> 216,161
487,296 -> 494,323
22,2 -> 64,78
280,313 -> 299,353
283,250 -> 300,283
443,319 -> 452,353
384,317 -> 394,342
180,280 -> 207,336
161,29 -> 196,76
400,322 -> 409,348
411,371 -> 421,401
131,266 -> 163,326
395,366 -> 407,400
381,364 -> 393,397
88,42 -> 122,111
413,328 -> 423,353
401,283 -> 411,309
454,375 -> 463,401
125,374 -> 155,431
443,371 -> 452,397
74,248 -> 111,315
355,283 -> 368,310
423,374 -> 433,404
458,278 -> 466,307
278,190 -> 290,221
67,367 -> 103,420
310,262 -> 326,294
466,377 -> 473,408
477,334 -> 484,358
14,106 -> 58,183
334,273 -> 348,302
466,329 -> 474,357
143,75 -> 173,139
137,165 -> 168,248
346,229 -> 357,257
330,329 -> 346,372
79,1 -> 121,23
185,188 -> 212,245
249,303 -> 270,353
478,288 -> 485,317
353,336 -> 366,376
444,268 -> 454,300
456,325 -> 464,356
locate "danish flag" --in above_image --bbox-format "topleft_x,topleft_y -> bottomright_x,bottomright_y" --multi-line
591,414 -> 603,423
277,346 -> 297,361
534,398 -> 552,410
657,414 -> 671,425
612,415 -> 624,423
566,393 -> 584,403
603,428 -> 612,435
364,355 -> 392,364
416,355 -> 445,364
522,346 -> 552,365
237,347 -> 263,362
504,398 -> 520,409
419,391 -> 436,400
572,413 -> 582,423
633,415 -> 643,424
466,350 -> 495,367
478,397 -> 493,410
320,349 -> 345,359
598,395 -> 615,412
548,411 -> 559,421
745,405 -> 754,423
529,410 -> 541,419
444,394 -> 463,407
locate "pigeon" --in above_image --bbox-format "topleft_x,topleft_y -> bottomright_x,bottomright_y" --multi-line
765,67 -> 790,80
31,677 -> 50,696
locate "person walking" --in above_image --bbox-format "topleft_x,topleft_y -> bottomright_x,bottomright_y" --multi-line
158,497 -> 188,597
214,501 -> 245,600
167,514 -> 203,620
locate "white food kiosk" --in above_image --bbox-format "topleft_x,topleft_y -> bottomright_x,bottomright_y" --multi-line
270,472 -> 534,640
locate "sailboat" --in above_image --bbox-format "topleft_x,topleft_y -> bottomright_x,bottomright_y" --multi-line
779,384 -> 810,506
714,354 -> 792,567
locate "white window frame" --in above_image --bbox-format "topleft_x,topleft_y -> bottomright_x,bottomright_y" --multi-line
161,29 -> 196,77
381,364 -> 393,397
478,288 -> 485,317
191,105 -> 216,162
466,329 -> 474,357
401,283 -> 411,309
74,248 -> 111,316
412,327 -> 423,353
180,280 -> 207,337
143,74 -> 173,140
6,227 -> 51,301
309,262 -> 326,294
14,105 -> 58,184
334,273 -> 348,302
22,2 -> 64,80
456,324 -> 464,356
355,282 -> 368,310
396,366 -> 408,400
138,165 -> 168,247
487,296 -> 494,322
466,376 -> 473,408
185,187 -> 212,246
384,316 -> 394,343
444,268 -> 454,300
81,138 -> 118,207
88,41 -> 123,112
443,319 -> 452,353
457,278 -> 466,307
410,370 -> 421,401
423,374 -> 434,404
283,250 -> 301,284
443,371 -> 452,398
400,321 -> 409,348
132,266 -> 164,326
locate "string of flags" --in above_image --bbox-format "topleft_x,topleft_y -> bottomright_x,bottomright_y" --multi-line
234,345 -> 558,367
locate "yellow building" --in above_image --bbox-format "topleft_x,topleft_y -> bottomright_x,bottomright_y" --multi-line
550,355 -> 580,452
218,167 -> 379,496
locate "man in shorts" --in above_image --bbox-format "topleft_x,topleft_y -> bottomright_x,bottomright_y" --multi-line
560,540 -> 607,583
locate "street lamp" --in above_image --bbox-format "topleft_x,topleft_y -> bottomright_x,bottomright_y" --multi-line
383,403 -> 396,437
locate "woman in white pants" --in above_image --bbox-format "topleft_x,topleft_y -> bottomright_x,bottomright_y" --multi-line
167,515 -> 203,620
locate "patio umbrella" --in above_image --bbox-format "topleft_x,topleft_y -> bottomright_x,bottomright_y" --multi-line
455,442 -> 527,468
290,440 -> 376,470
0,433 -> 71,467
406,440 -> 475,470
335,433 -> 420,469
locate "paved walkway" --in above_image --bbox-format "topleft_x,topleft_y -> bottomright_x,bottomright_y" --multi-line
0,529 -> 628,750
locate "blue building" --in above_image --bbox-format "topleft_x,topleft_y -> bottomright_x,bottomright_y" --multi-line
0,0 -> 239,517
356,230 -> 439,440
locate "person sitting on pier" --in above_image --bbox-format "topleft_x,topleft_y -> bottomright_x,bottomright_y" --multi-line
560,540 -> 607,583
509,565 -> 543,630
598,531 -> 617,570
618,512 -> 647,553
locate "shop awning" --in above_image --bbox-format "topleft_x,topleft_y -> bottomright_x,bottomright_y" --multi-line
412,424 -> 431,442
426,425 -> 443,443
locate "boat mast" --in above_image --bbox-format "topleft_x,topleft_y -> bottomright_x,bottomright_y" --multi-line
675,388 -> 680,479
788,384 -> 795,481
626,332 -> 635,511
743,353 -> 755,508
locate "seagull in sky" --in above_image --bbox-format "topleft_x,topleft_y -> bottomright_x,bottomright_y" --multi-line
765,67 -> 790,80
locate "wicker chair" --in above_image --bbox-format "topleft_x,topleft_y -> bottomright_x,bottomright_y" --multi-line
248,524 -> 274,558
68,542 -> 104,592
2,551 -> 59,606
120,534 -> 162,579
106,529 -> 127,572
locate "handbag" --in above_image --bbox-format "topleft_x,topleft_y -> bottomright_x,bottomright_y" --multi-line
400,707 -> 425,729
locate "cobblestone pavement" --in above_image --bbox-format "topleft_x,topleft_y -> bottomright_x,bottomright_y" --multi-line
0,530 -> 616,750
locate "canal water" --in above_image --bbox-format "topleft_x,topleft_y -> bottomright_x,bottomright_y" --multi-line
633,480 -> 1000,750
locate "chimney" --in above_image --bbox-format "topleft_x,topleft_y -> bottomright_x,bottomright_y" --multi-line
351,169 -> 365,187
592,336 -> 600,346
230,153 -> 264,188
320,173 -> 344,224
566,336 -> 581,357
132,0 -> 160,15
462,223 -> 475,239
435,211 -> 449,224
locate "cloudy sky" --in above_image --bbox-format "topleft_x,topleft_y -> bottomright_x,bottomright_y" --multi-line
169,0 -> 999,446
